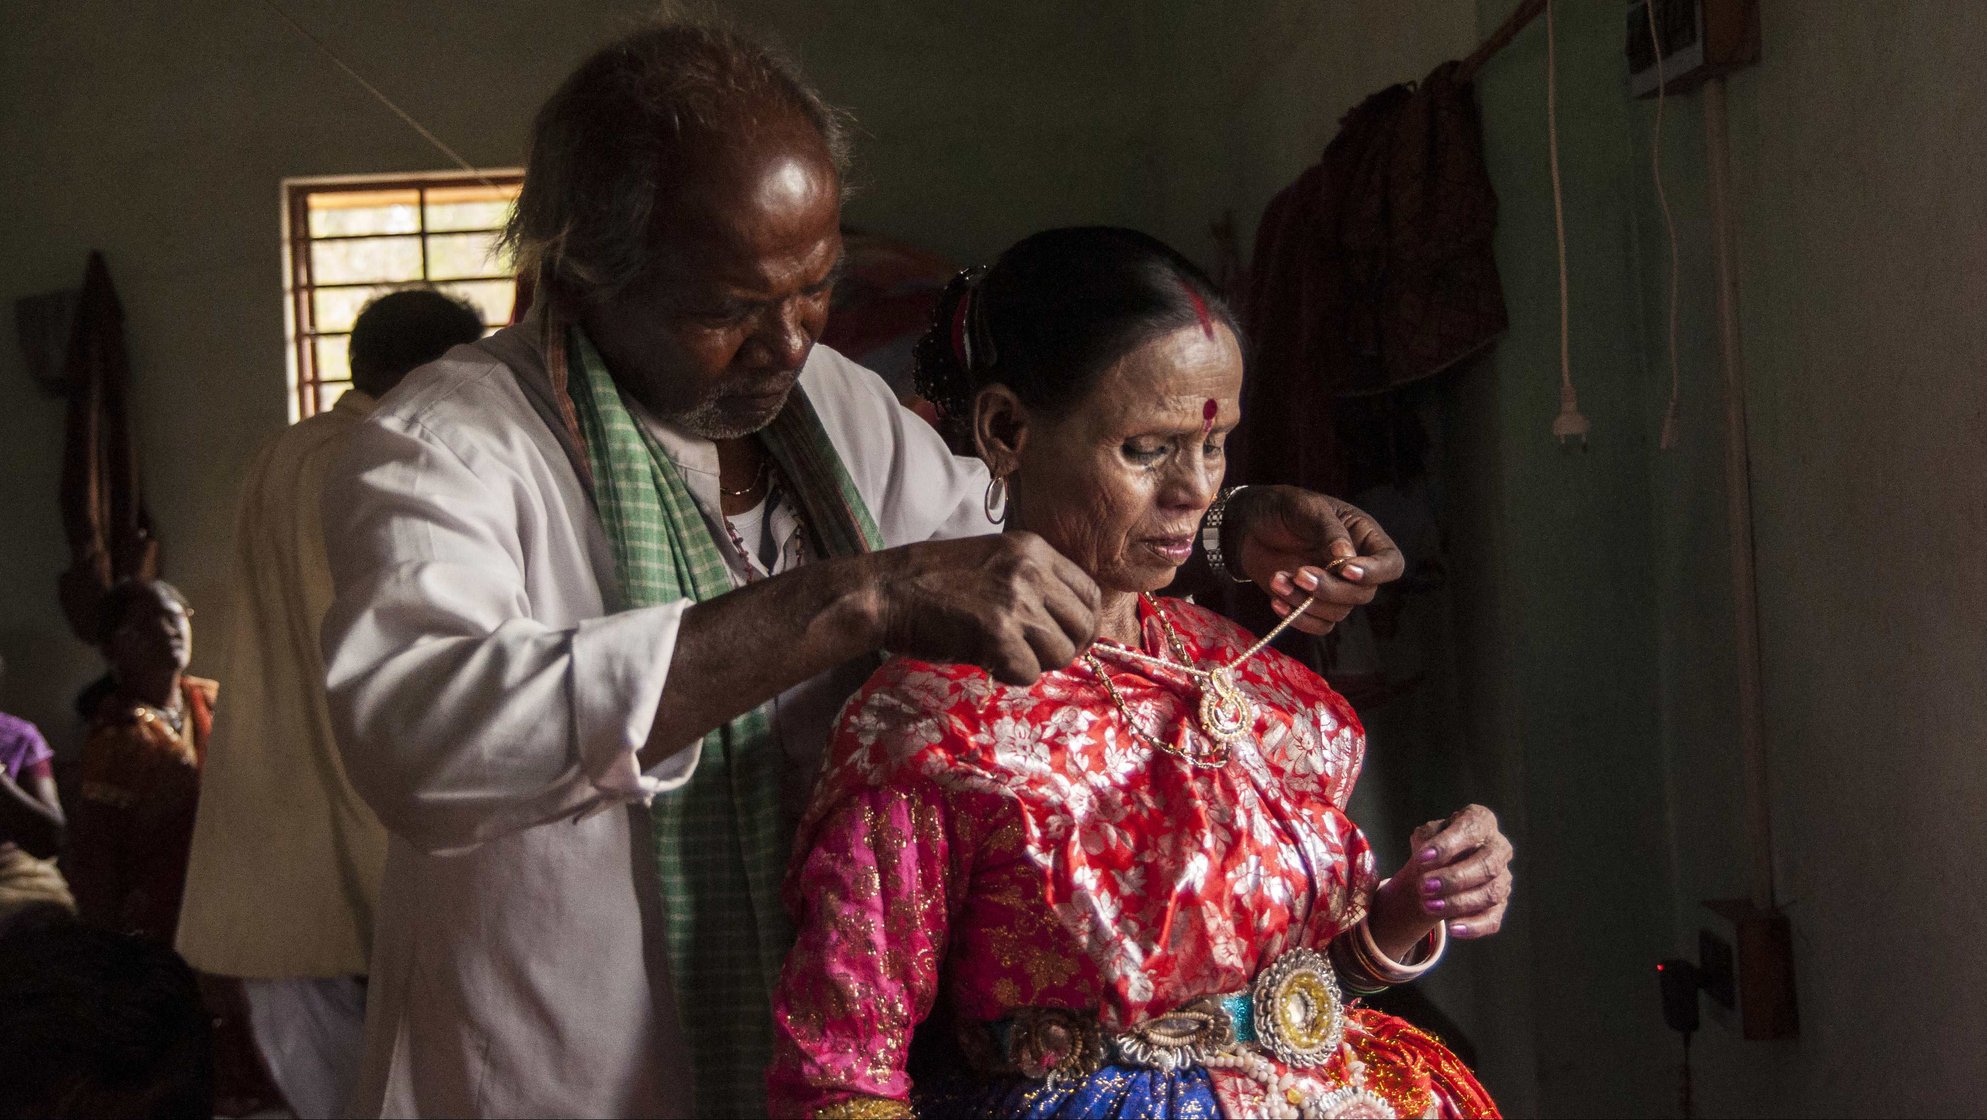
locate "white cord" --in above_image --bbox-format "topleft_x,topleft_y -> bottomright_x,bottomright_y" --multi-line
260,0 -> 497,189
1545,0 -> 1588,444
1648,0 -> 1683,450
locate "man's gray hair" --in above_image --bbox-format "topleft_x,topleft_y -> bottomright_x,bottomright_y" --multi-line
503,22 -> 851,307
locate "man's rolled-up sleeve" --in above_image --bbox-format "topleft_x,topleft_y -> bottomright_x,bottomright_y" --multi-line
320,411 -> 697,854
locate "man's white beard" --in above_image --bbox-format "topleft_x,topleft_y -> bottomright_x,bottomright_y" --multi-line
667,387 -> 794,441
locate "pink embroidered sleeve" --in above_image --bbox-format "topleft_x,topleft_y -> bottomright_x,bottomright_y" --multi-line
768,776 -> 967,1117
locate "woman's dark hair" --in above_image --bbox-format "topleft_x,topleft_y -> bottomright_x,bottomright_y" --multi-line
0,922 -> 214,1118
93,580 -> 190,648
912,226 -> 1241,451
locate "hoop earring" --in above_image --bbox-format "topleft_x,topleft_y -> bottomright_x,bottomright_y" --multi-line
983,474 -> 1009,525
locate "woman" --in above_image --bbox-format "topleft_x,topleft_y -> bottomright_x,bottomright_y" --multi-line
68,579 -> 214,942
769,228 -> 1511,1119
0,654 -> 72,926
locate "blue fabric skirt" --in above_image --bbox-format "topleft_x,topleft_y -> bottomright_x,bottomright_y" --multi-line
913,1063 -> 1223,1118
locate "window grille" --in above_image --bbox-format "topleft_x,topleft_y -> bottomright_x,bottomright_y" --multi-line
282,171 -> 523,420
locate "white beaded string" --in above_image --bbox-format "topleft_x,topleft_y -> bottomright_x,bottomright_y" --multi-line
1096,592 -> 1320,683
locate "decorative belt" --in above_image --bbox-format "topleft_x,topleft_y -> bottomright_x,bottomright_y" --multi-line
975,946 -> 1350,1081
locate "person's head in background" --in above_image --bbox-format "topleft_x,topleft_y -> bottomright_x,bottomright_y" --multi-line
0,921 -> 214,1119
347,287 -> 487,399
94,580 -> 192,709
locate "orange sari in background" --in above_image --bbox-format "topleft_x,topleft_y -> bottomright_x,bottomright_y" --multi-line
69,676 -> 216,942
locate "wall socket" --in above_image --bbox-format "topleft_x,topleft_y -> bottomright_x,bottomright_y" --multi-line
1699,898 -> 1798,1040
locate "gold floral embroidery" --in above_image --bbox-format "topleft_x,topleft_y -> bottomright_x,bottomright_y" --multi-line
814,1095 -> 913,1120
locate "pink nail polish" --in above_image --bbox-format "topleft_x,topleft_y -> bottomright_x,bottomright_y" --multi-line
1422,877 -> 1442,894
1420,847 -> 1439,862
1449,922 -> 1470,937
1426,898 -> 1446,913
1342,565 -> 1364,581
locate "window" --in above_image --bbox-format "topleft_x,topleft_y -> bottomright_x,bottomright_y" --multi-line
282,171 -> 524,420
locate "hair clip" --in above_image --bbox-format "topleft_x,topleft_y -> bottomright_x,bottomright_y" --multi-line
949,264 -> 997,372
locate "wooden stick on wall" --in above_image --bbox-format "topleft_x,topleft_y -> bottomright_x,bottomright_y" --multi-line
1702,74 -> 1777,914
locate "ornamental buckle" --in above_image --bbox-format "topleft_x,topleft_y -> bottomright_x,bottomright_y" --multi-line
1250,947 -> 1347,1067
1110,997 -> 1233,1071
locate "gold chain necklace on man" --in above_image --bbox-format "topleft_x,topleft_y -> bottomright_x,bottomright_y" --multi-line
1083,579 -> 1329,768
719,457 -> 770,498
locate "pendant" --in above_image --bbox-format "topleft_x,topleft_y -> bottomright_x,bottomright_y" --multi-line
1197,667 -> 1255,745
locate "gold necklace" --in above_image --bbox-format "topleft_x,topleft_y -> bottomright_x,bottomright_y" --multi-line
135,701 -> 186,740
719,458 -> 770,498
1087,591 -> 1320,764
1083,650 -> 1230,768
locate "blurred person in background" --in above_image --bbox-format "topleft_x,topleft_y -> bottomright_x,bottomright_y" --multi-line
176,289 -> 486,1118
0,654 -> 72,925
0,917 -> 215,1119
67,578 -> 210,943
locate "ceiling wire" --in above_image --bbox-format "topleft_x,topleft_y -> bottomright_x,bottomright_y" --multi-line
259,0 -> 497,189
1647,0 -> 1682,450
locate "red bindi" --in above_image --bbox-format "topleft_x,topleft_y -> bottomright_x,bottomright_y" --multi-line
1202,398 -> 1218,436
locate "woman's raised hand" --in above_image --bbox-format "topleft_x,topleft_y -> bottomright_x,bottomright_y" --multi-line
1225,487 -> 1407,635
1367,804 -> 1515,959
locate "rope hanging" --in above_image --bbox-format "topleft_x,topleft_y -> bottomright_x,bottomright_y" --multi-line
1545,0 -> 1589,446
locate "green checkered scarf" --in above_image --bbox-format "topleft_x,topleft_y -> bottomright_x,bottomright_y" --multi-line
559,326 -> 881,1117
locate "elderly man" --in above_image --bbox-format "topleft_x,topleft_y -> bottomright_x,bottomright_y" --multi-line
321,22 -> 1403,1119
177,290 -> 487,1119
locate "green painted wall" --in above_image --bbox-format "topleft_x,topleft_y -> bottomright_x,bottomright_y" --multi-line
1454,1 -> 1677,1112
1636,3 -> 1987,1114
1462,0 -> 1987,1113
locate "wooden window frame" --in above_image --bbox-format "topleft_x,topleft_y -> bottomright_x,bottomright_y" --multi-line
282,170 -> 524,421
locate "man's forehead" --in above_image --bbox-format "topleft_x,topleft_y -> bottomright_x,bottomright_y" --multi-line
648,114 -> 841,279
664,158 -> 839,240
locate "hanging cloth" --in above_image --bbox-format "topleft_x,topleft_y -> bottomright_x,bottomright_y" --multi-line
56,252 -> 160,641
1236,61 -> 1508,495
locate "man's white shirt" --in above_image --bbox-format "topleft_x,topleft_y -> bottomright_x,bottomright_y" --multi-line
320,330 -> 988,1118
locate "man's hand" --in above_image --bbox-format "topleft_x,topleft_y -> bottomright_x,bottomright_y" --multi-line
645,535 -> 1098,766
871,533 -> 1101,685
1225,486 -> 1406,635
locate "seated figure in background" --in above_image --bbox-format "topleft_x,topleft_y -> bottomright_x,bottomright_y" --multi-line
0,918 -> 215,1119
67,579 -> 211,943
0,655 -> 71,927
176,288 -> 486,1120
769,229 -> 1511,1119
